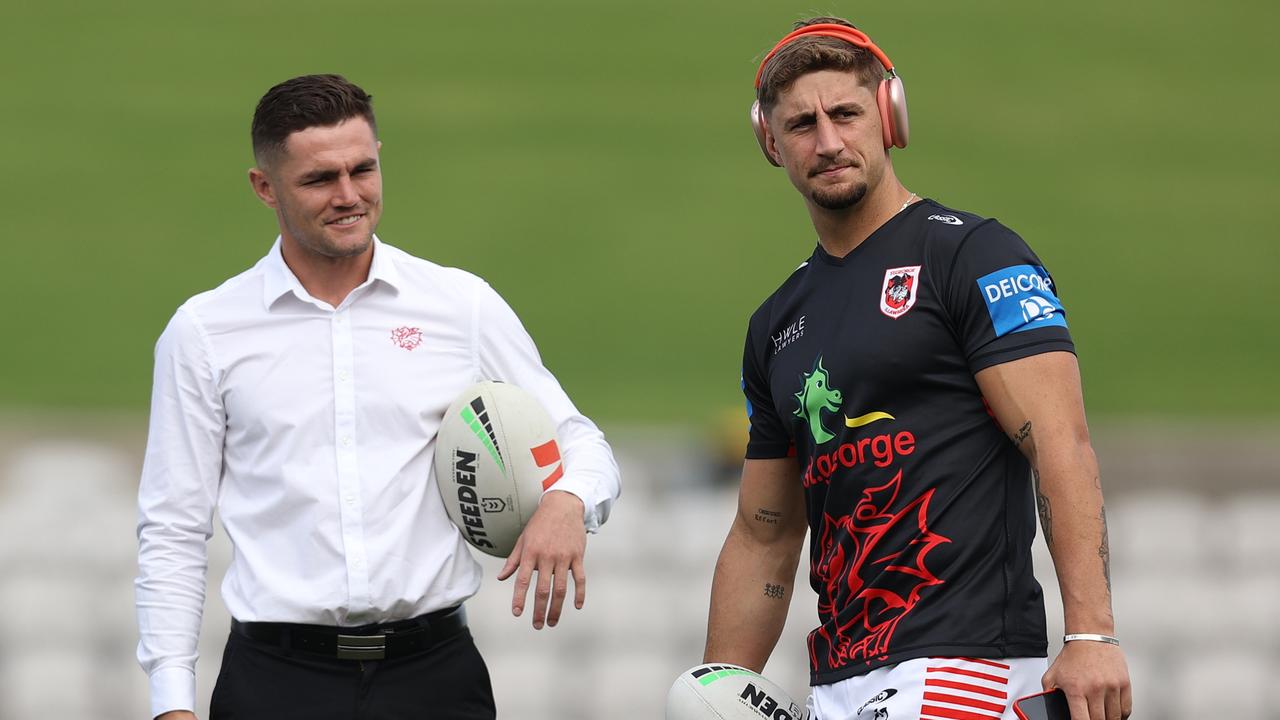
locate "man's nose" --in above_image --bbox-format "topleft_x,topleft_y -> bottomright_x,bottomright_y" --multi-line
332,174 -> 359,206
814,115 -> 843,158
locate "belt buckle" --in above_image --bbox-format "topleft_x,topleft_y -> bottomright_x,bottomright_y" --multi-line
336,633 -> 386,660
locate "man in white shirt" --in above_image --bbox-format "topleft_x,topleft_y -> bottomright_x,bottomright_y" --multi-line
135,74 -> 621,720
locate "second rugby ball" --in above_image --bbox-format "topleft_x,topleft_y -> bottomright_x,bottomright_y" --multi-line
666,663 -> 808,720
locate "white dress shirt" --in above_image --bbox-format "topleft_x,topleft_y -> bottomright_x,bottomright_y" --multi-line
135,237 -> 620,717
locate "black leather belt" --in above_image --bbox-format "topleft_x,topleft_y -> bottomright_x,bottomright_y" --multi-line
231,605 -> 467,661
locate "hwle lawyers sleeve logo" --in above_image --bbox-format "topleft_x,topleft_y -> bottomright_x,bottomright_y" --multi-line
976,264 -> 1068,337
771,315 -> 806,356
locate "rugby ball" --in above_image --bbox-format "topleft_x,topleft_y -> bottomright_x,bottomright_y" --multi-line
667,664 -> 808,720
434,381 -> 564,557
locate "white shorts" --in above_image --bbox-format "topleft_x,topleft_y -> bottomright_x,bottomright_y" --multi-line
807,656 -> 1049,720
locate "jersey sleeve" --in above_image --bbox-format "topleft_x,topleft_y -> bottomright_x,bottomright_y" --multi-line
742,316 -> 792,459
942,221 -> 1076,372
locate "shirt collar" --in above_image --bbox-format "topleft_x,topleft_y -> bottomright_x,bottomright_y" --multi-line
366,235 -> 402,293
262,234 -> 402,310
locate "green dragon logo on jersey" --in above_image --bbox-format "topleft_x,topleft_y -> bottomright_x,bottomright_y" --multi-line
794,356 -> 843,444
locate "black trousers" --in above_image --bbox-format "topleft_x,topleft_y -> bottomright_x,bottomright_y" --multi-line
210,627 -> 496,719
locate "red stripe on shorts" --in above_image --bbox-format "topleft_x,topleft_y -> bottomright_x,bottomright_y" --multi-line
923,691 -> 1007,714
925,666 -> 1009,684
925,678 -> 1008,700
959,657 -> 1011,670
919,704 -> 1002,720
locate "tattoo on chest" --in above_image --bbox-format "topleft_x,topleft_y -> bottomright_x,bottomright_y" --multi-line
764,583 -> 785,599
755,508 -> 782,525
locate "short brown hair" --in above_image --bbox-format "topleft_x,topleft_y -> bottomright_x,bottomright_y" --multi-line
756,17 -> 886,114
251,74 -> 377,166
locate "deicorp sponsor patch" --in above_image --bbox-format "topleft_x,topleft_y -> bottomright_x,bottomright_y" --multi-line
976,264 -> 1067,337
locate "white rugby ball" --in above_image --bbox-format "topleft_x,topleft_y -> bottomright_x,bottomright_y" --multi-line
667,664 -> 808,720
434,381 -> 564,557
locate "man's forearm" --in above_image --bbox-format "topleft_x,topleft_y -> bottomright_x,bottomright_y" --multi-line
1034,441 -> 1115,634
703,520 -> 804,671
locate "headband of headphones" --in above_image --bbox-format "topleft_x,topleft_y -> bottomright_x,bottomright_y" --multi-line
748,21 -> 909,157
753,23 -> 897,90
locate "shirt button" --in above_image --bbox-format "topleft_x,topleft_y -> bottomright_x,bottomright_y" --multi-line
338,369 -> 349,382
341,436 -> 353,447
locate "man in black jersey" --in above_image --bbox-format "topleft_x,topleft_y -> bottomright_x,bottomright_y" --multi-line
702,17 -> 1132,720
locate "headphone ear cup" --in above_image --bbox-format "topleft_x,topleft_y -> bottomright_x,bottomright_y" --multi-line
750,100 -> 782,167
876,81 -> 894,149
883,75 -> 909,149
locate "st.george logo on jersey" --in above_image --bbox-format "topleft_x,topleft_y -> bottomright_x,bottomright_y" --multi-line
880,266 -> 921,319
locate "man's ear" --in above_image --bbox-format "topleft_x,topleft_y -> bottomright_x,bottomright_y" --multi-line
248,167 -> 277,209
764,122 -> 783,166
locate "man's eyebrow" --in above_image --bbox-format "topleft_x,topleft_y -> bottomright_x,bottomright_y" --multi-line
782,101 -> 866,127
298,168 -> 338,184
297,157 -> 378,184
825,101 -> 866,115
782,109 -> 817,127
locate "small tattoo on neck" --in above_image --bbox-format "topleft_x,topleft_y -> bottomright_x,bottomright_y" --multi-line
764,583 -> 785,599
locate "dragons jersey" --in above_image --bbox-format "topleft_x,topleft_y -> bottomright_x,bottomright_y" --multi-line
741,199 -> 1075,686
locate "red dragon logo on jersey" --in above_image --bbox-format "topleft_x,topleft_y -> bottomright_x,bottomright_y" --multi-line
808,469 -> 951,671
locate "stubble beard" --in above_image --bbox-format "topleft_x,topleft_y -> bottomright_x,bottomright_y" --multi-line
316,231 -> 373,258
292,225 -> 374,260
282,205 -> 377,260
810,181 -> 868,211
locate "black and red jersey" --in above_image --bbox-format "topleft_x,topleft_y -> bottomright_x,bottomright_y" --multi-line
741,200 -> 1074,686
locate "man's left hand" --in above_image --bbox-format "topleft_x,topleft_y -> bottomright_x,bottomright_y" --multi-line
497,490 -> 587,629
1042,640 -> 1132,719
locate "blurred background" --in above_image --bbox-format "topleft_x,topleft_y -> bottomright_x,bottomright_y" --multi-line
1,0 -> 1276,718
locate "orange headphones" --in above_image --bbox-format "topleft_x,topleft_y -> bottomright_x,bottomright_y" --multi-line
750,23 -> 909,166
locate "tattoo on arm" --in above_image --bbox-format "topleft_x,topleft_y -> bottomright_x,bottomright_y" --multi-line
1033,469 -> 1053,547
763,583 -> 785,600
754,508 -> 781,525
1011,421 -> 1032,448
1099,503 -> 1112,594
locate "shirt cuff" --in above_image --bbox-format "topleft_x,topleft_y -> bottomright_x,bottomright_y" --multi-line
149,665 -> 197,719
542,477 -> 601,533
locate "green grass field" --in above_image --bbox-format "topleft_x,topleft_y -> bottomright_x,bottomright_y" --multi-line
2,0 -> 1276,424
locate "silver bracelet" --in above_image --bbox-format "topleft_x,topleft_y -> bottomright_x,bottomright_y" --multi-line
1063,633 -> 1119,646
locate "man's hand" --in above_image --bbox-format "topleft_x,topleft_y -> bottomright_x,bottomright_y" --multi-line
496,490 -> 586,629
156,712 -> 198,720
1043,640 -> 1132,719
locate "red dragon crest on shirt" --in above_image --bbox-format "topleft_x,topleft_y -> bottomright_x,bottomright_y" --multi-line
808,469 -> 951,671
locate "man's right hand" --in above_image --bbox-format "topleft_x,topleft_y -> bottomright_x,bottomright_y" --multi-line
156,711 -> 197,720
